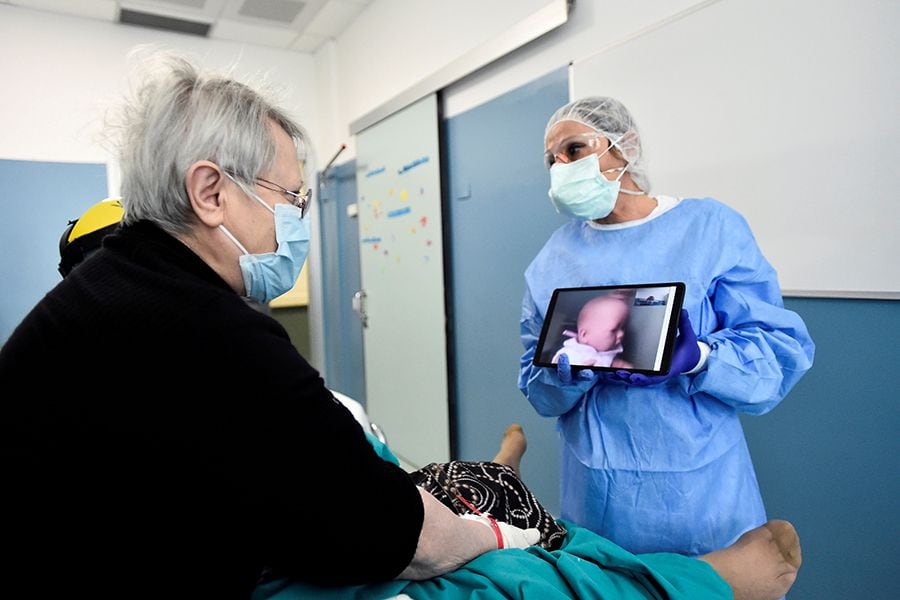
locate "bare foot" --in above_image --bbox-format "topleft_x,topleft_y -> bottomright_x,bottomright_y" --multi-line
699,520 -> 801,600
491,424 -> 527,476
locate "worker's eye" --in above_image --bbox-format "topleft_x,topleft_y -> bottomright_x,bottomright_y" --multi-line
564,142 -> 589,158
544,133 -> 603,169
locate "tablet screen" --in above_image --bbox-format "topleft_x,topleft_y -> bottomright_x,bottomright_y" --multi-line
533,282 -> 686,375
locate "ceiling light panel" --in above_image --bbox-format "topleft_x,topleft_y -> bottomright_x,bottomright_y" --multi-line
238,0 -> 303,24
221,0 -> 326,28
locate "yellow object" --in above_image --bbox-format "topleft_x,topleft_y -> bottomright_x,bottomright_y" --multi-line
58,197 -> 125,277
67,198 -> 123,244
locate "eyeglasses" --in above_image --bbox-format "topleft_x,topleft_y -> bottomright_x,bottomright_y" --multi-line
543,132 -> 605,169
255,176 -> 312,218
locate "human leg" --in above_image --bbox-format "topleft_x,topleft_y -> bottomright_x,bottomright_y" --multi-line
474,425 -> 801,598
490,423 -> 527,476
698,520 -> 801,600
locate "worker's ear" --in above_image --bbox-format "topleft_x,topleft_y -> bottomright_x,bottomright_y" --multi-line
186,160 -> 226,227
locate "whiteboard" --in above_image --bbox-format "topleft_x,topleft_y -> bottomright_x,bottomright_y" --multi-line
573,0 -> 899,297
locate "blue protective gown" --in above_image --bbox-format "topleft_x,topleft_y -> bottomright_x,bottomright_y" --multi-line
518,196 -> 815,556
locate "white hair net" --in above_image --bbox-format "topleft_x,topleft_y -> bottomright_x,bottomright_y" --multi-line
545,96 -> 650,193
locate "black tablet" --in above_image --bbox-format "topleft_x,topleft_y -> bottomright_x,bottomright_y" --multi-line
533,282 -> 686,375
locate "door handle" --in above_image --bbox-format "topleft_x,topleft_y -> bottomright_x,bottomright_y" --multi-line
352,290 -> 368,328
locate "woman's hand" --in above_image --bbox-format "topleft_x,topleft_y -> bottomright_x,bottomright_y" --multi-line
614,310 -> 702,386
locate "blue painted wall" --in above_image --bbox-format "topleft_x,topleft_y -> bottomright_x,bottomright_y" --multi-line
743,297 -> 899,600
443,67 -> 570,513
0,159 -> 108,345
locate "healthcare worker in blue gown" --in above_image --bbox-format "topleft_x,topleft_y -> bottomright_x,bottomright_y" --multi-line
518,96 -> 815,558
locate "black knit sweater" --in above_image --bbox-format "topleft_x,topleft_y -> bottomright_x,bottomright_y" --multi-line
0,220 -> 422,598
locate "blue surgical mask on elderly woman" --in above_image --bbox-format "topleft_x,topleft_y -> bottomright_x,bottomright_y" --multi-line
547,134 -> 629,220
219,187 -> 310,304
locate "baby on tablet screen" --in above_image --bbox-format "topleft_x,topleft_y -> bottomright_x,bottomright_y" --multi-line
552,292 -> 634,369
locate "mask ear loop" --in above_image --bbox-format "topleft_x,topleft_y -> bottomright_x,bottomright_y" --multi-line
219,172 -> 278,255
219,225 -> 250,255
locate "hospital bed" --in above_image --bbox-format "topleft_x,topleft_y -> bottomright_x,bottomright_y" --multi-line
251,391 -> 731,600
330,389 -> 386,445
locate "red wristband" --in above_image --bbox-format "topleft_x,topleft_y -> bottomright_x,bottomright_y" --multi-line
456,493 -> 504,549
486,515 -> 504,549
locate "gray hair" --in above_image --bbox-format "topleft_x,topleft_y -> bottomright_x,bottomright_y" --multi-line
545,96 -> 650,194
109,48 -> 309,233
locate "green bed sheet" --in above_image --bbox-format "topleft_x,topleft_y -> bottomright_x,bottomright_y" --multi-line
253,521 -> 730,600
253,432 -> 732,599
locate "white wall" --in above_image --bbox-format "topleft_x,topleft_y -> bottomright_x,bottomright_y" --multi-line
314,0 -> 560,159
443,0 -> 711,117
570,0 -> 899,296
313,0 -> 710,130
0,4 -> 317,193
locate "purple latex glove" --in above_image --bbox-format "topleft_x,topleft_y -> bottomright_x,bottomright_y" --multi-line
614,309 -> 701,386
556,353 -> 621,386
556,352 -> 600,385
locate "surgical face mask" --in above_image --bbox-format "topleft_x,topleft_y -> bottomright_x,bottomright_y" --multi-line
547,150 -> 628,221
219,189 -> 310,304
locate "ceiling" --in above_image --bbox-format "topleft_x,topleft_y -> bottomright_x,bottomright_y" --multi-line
1,0 -> 373,53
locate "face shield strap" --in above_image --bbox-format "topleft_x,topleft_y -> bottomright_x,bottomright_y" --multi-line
605,132 -> 627,152
603,133 -> 644,193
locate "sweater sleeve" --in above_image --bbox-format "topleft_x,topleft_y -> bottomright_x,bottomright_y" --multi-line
201,303 -> 424,587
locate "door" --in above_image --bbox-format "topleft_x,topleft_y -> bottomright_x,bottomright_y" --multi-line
355,93 -> 450,468
318,160 -> 366,403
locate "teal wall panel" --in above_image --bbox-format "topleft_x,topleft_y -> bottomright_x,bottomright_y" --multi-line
743,297 -> 899,600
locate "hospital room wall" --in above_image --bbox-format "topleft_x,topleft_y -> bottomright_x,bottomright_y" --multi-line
440,66 -> 898,600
